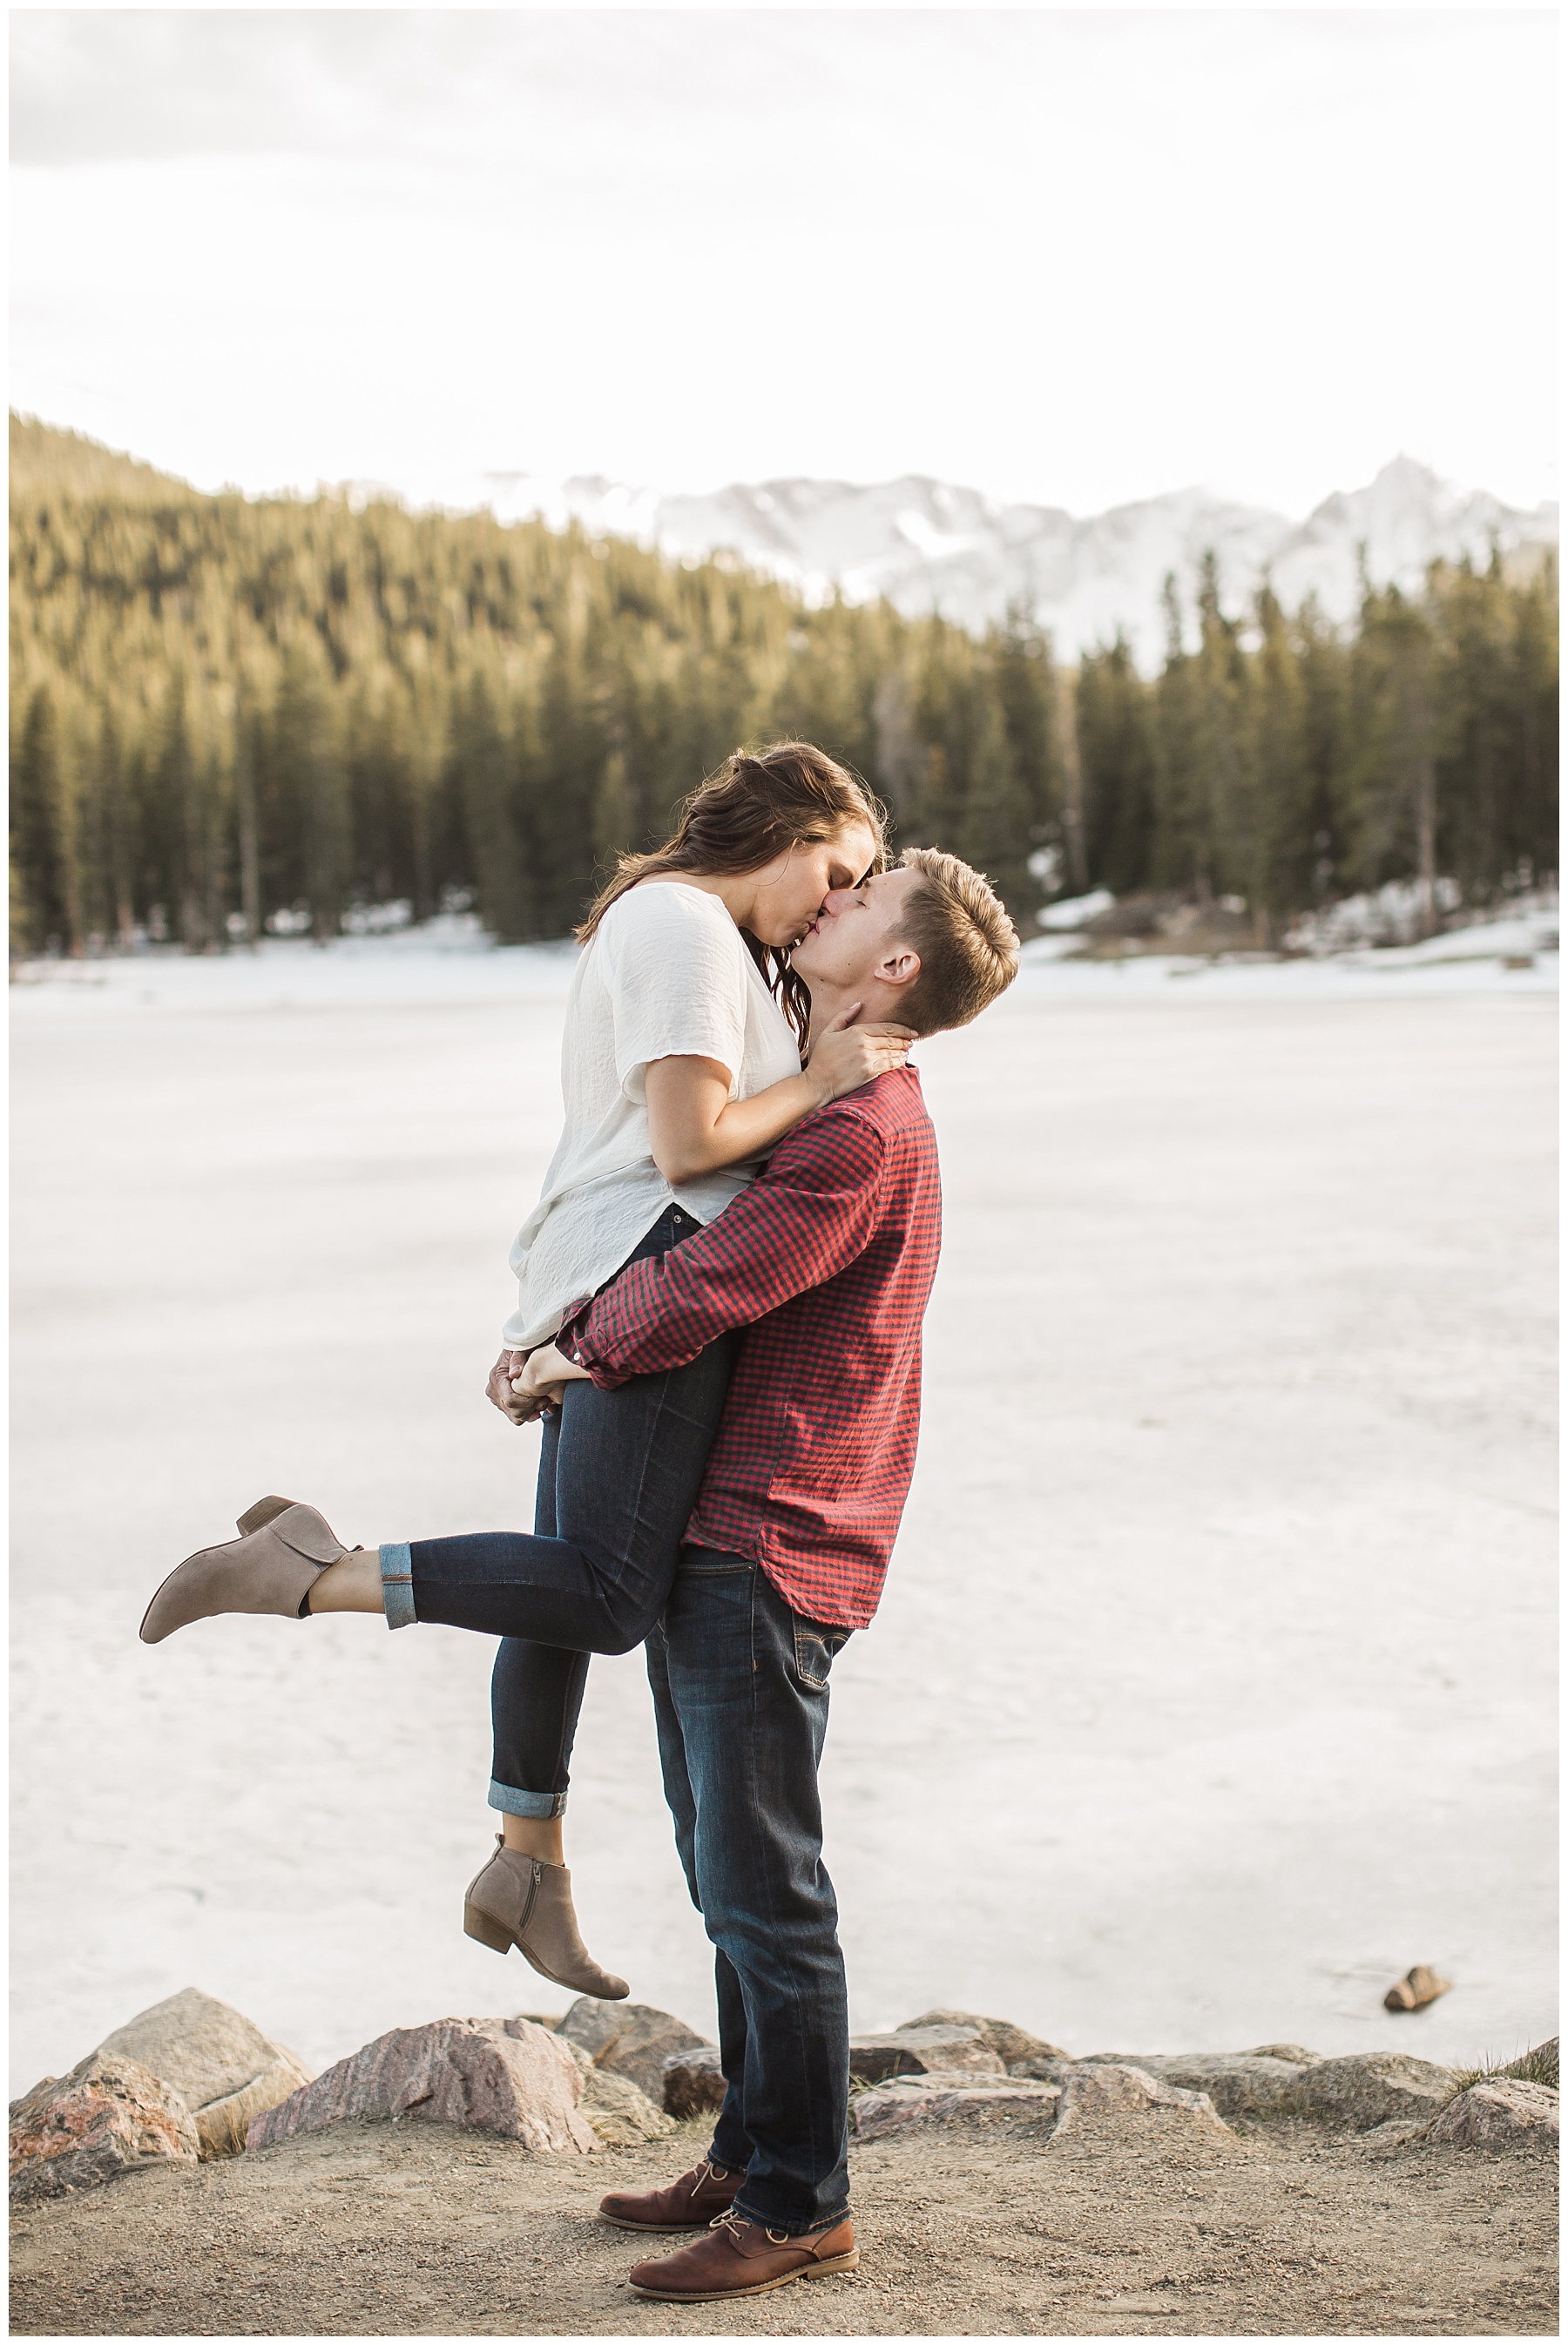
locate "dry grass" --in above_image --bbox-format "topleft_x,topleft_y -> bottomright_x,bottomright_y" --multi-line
1448,2038 -> 1559,2096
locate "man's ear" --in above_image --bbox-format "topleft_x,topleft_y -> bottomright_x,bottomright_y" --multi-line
877,946 -> 921,992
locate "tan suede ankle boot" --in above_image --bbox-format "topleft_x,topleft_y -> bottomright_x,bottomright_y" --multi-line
139,1499 -> 355,1644
463,1839 -> 629,2000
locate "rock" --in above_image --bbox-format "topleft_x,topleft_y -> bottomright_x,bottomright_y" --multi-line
1008,2056 -> 1075,2082
578,2072 -> 672,2149
1383,1965 -> 1452,2012
1284,2052 -> 1456,2132
186,2060 -> 317,2159
1242,2043 -> 1323,2065
247,2018 -> 594,2155
897,2009 -> 1068,2065
552,2043 -> 672,2147
10,2053 -> 200,2203
1426,2079 -> 1559,2150
96,1988 -> 314,2158
1084,894 -> 1166,941
854,2075 -> 1062,2142
1050,2063 -> 1235,2151
848,2026 -> 1005,2084
663,2045 -> 727,2120
556,2000 -> 712,2104
1073,2052 -> 1309,2119
1356,2117 -> 1428,2148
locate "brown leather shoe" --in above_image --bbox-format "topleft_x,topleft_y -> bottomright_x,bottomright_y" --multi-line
627,2211 -> 858,2301
599,2158 -> 742,2232
139,1500 -> 354,1644
463,1838 -> 628,2000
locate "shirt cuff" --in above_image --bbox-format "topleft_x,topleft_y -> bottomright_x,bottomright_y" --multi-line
555,1300 -> 599,1374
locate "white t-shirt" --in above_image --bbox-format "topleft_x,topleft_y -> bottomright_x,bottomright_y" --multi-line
503,882 -> 801,1348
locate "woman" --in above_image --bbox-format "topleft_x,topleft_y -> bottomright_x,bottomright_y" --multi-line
140,743 -> 911,1999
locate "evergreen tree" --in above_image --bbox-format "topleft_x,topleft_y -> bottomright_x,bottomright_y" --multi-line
1344,581 -> 1440,923
1294,597 -> 1349,905
11,686 -> 71,953
449,669 -> 527,940
989,609 -> 1063,900
1190,552 -> 1253,904
1077,635 -> 1156,894
1249,583 -> 1312,921
1150,575 -> 1206,894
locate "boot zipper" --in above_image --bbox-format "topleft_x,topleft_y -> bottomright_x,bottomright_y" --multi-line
517,1861 -> 541,1938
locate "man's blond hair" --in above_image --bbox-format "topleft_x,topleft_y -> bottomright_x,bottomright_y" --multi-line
893,847 -> 1020,1036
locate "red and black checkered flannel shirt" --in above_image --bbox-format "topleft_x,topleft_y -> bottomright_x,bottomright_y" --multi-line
557,1065 -> 941,1630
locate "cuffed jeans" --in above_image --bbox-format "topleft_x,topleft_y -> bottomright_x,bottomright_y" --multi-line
381,1206 -> 737,1818
647,1546 -> 853,2236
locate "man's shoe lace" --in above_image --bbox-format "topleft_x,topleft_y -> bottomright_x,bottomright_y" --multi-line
710,2211 -> 791,2245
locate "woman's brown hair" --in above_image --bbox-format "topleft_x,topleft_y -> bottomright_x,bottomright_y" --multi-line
577,743 -> 887,1044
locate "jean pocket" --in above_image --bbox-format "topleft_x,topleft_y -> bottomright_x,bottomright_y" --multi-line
793,1617 -> 850,1690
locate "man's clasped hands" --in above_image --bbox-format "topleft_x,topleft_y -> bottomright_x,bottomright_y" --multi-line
484,1341 -> 589,1426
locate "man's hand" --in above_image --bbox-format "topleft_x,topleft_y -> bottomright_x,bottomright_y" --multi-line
511,1341 -> 592,1419
804,1004 -> 916,1104
487,1348 -> 535,1425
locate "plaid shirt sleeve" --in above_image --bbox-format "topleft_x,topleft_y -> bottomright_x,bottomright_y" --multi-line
557,1106 -> 888,1388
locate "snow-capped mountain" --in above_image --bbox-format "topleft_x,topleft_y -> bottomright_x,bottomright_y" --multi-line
475,457 -> 1556,666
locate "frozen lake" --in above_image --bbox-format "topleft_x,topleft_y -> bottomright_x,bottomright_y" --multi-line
10,929 -> 1558,2094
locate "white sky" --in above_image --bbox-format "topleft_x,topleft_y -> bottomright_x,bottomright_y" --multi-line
9,8 -> 1559,519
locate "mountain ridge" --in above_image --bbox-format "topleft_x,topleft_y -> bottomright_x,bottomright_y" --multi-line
12,415 -> 1556,670
483,456 -> 1557,666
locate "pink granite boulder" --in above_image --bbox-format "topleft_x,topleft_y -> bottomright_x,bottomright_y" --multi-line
898,2009 -> 1069,2065
10,2053 -> 200,2202
1426,2079 -> 1558,2150
848,2025 -> 1005,2084
247,2017 -> 594,2155
1050,2062 -> 1235,2149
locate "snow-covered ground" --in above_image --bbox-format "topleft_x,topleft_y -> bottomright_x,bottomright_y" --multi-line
10,931 -> 1557,2093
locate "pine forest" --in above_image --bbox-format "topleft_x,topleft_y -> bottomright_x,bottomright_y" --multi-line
10,416 -> 1558,957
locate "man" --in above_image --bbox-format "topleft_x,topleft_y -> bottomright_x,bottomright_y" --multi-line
517,846 -> 1019,2304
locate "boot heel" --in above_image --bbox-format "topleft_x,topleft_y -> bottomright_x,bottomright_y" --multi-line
236,1495 -> 300,1536
463,1902 -> 515,1955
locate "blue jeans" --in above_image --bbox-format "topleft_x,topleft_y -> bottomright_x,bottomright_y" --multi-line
647,1547 -> 853,2237
383,1207 -> 737,1817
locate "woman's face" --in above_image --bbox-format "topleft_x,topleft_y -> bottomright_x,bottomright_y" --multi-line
745,821 -> 880,949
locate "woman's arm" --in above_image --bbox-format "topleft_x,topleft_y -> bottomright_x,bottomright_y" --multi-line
558,1107 -> 890,1387
645,1009 -> 913,1186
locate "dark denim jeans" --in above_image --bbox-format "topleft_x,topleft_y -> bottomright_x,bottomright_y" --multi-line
647,1546 -> 853,2236
382,1206 -> 737,1817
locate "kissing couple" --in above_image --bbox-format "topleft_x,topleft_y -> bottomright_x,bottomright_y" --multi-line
141,740 -> 1020,2304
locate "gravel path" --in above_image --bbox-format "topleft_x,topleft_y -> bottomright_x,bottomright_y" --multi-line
10,2114 -> 1557,2336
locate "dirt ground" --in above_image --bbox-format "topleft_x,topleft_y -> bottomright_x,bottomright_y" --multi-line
10,2112 -> 1556,2338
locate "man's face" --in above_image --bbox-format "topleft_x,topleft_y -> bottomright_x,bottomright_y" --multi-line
789,866 -> 923,997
